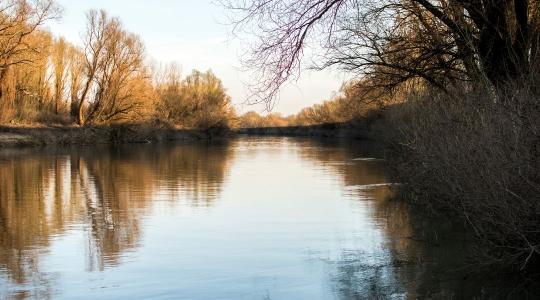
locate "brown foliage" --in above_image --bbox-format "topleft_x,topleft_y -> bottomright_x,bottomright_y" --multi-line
155,68 -> 236,130
238,111 -> 289,128
0,0 -> 59,122
77,10 -> 149,125
0,5 -> 236,128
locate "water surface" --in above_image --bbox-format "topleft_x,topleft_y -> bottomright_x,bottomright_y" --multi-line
0,137 -> 537,299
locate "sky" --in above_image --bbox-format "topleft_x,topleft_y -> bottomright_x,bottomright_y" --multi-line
46,0 -> 348,115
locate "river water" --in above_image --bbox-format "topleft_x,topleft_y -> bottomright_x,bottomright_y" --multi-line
0,136 -> 537,299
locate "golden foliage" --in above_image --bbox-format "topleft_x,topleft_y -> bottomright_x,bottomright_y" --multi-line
155,68 -> 235,130
0,4 -> 236,128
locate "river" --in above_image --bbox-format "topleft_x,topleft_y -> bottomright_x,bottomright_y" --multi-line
0,136 -> 537,299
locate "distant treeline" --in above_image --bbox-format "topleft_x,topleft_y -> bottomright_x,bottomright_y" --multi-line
0,1 -> 234,129
238,81 -> 390,128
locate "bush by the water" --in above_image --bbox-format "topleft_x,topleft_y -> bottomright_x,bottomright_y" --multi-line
377,82 -> 540,271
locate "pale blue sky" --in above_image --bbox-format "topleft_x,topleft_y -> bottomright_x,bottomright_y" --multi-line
46,0 -> 346,115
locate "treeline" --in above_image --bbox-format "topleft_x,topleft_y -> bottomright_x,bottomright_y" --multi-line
238,80 -> 389,127
226,0 -> 540,272
0,1 -> 234,129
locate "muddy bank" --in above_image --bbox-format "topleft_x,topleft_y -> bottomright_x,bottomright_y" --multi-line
236,123 -> 371,139
0,124 -> 230,148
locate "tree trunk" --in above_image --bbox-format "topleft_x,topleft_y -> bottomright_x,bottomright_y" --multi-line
78,101 -> 85,126
77,73 -> 95,126
70,95 -> 79,120
478,0 -> 529,85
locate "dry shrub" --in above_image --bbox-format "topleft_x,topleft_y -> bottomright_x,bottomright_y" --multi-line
155,70 -> 235,130
0,101 -> 16,123
35,111 -> 72,125
379,82 -> 540,271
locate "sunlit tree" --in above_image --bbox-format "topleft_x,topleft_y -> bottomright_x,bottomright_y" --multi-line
156,68 -> 235,129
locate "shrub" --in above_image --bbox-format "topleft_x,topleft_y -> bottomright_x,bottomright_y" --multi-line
156,70 -> 235,130
379,83 -> 540,270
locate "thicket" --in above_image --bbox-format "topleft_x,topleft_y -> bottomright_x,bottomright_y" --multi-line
0,1 -> 235,129
375,82 -> 540,270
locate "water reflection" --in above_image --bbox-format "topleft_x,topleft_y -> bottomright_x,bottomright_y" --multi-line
304,138 -> 540,299
0,142 -> 233,298
0,137 -> 538,299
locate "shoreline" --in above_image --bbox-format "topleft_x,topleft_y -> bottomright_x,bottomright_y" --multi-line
236,122 -> 373,139
0,124 -> 232,148
0,123 -> 375,149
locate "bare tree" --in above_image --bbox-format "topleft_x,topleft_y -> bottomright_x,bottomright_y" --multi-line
52,37 -> 68,114
77,10 -> 110,125
222,0 -> 540,102
67,44 -> 84,119
0,0 -> 59,72
155,69 -> 234,129
78,10 -> 146,125
0,0 -> 59,120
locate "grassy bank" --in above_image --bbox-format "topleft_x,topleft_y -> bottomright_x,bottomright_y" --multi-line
0,124 -> 231,148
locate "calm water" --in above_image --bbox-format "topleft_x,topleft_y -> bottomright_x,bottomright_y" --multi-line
0,137 -> 537,299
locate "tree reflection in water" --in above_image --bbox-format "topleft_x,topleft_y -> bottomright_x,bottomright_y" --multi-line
0,141 -> 234,299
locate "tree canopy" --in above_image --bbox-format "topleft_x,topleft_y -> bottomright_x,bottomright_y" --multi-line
223,0 -> 540,101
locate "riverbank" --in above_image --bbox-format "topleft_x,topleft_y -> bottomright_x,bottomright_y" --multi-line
236,121 -> 376,139
0,118 -> 377,148
0,124 -> 230,148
